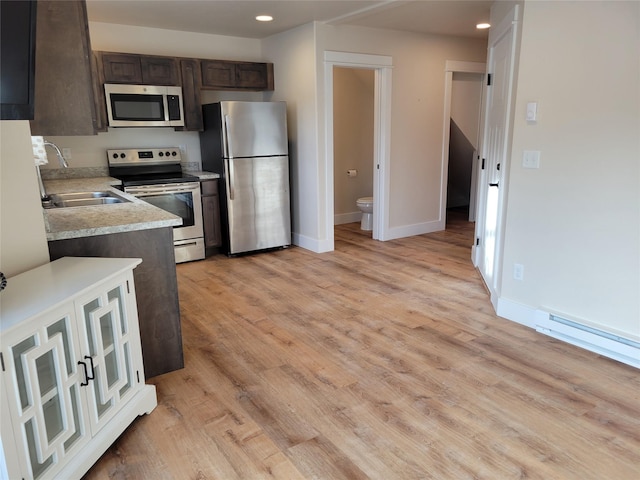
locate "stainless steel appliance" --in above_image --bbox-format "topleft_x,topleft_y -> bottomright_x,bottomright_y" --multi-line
108,147 -> 205,263
199,101 -> 291,255
104,84 -> 184,127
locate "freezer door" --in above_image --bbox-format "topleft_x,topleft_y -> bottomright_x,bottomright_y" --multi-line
225,155 -> 291,254
221,101 -> 288,158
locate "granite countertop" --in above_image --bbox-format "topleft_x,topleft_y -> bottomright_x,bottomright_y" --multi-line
190,170 -> 220,180
43,177 -> 182,241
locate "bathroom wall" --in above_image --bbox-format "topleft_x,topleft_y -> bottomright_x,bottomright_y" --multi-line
332,67 -> 375,225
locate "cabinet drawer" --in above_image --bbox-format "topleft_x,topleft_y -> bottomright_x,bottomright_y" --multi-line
200,179 -> 218,196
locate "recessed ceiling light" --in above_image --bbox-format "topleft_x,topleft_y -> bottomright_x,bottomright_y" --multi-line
476,23 -> 491,30
256,15 -> 273,22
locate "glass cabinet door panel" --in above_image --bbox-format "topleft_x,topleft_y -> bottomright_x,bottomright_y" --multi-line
119,343 -> 134,398
77,287 -> 132,434
25,418 -> 54,479
108,285 -> 128,335
3,309 -> 88,479
12,335 -> 36,410
24,333 -> 76,462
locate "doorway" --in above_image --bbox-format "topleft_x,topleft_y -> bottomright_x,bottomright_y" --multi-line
332,67 -> 375,231
323,51 -> 393,249
441,61 -> 486,227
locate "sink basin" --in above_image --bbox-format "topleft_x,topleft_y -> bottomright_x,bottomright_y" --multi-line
44,191 -> 131,208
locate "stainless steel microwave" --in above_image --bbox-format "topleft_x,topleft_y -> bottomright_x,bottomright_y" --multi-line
104,84 -> 185,127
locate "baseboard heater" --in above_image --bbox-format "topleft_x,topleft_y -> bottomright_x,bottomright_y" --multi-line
535,312 -> 640,369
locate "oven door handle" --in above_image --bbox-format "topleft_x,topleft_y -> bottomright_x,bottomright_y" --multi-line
126,184 -> 199,196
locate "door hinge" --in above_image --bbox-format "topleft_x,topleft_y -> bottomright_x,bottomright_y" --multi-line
476,237 -> 481,246
0,352 -> 4,372
126,280 -> 130,294
487,73 -> 492,86
481,158 -> 486,170
376,164 -> 380,170
136,370 -> 140,383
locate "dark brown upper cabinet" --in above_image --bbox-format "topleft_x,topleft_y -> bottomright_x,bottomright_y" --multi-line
100,52 -> 180,85
201,60 -> 273,91
178,58 -> 204,132
30,0 -> 99,136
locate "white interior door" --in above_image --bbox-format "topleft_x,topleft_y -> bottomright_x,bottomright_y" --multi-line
474,6 -> 519,306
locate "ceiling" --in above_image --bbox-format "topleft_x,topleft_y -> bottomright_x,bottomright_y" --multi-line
85,0 -> 493,40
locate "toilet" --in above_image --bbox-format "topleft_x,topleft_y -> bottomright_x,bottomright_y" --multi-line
356,197 -> 374,231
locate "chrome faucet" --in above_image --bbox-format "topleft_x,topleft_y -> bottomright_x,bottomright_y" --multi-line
43,140 -> 69,168
38,140 -> 69,204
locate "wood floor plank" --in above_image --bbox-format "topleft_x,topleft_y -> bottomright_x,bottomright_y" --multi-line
83,213 -> 640,480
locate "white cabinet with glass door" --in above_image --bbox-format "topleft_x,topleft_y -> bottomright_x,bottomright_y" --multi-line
0,257 -> 157,480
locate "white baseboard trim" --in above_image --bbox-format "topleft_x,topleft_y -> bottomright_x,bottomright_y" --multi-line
382,220 -> 444,241
335,211 -> 361,225
497,297 -> 639,369
292,232 -> 333,253
496,297 -> 537,328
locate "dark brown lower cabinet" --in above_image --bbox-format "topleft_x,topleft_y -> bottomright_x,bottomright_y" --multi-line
48,227 -> 184,379
201,179 -> 222,255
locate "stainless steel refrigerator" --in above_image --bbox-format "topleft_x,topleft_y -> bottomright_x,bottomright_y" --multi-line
199,101 -> 291,255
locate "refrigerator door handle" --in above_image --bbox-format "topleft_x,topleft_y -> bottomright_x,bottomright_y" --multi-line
227,158 -> 235,200
223,114 -> 233,158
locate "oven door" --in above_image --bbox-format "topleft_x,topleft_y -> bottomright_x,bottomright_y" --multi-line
125,182 -> 204,242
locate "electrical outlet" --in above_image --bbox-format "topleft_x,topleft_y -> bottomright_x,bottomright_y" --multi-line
62,148 -> 72,160
513,263 -> 524,281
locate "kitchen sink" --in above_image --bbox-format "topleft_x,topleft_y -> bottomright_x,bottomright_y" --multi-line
43,191 -> 131,208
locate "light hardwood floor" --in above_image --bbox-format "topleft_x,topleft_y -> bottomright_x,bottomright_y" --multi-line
84,212 -> 640,479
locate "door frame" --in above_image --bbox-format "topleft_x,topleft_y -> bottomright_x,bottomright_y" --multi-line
441,61 -> 486,225
323,51 -> 393,247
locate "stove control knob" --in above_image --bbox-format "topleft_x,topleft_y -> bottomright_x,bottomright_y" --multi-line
159,152 -> 164,157
112,153 -> 119,159
165,151 -> 171,156
171,151 -> 177,156
120,153 -> 126,159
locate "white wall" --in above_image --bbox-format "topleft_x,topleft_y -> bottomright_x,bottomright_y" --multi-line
451,72 -> 483,151
501,1 -> 640,340
333,67 -> 374,222
89,21 -> 262,59
262,23 -> 320,249
317,25 -> 487,237
0,121 -> 50,277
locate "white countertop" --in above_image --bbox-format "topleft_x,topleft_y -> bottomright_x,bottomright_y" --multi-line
43,177 -> 182,241
1,257 -> 142,333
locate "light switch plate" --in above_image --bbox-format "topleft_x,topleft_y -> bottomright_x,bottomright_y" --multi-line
526,102 -> 538,122
523,150 -> 541,169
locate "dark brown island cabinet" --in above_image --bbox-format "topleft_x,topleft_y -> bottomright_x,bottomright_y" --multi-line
48,227 -> 184,379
